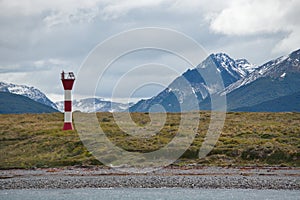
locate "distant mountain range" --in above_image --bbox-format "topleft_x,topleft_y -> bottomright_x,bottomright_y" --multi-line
1,49 -> 299,114
0,92 -> 58,114
0,81 -> 133,114
56,98 -> 133,113
130,49 -> 300,112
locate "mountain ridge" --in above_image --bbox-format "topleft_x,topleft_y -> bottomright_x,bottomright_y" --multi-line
222,49 -> 300,95
0,82 -> 57,110
219,49 -> 300,111
130,49 -> 300,112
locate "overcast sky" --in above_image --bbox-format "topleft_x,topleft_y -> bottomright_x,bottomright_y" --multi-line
0,0 -> 299,103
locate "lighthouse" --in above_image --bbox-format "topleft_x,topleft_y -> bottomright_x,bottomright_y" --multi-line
61,71 -> 75,130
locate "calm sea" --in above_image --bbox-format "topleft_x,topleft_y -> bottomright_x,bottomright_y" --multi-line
0,188 -> 299,200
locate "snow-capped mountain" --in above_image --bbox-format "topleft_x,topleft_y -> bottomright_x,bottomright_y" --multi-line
130,53 -> 255,112
0,82 -> 58,110
210,53 -> 257,79
222,49 -> 300,95
201,48 -> 300,111
56,98 -> 133,113
235,58 -> 257,74
131,49 -> 300,112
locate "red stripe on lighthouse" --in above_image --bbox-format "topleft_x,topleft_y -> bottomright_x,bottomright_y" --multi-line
64,101 -> 72,112
63,122 -> 73,130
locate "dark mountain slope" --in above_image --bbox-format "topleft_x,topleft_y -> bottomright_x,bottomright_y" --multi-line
233,91 -> 300,112
0,92 -> 58,114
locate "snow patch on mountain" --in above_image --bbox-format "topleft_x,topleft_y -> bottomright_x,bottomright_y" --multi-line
235,58 -> 258,74
280,72 -> 286,78
211,53 -> 256,79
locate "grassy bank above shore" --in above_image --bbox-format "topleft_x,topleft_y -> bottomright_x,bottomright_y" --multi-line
0,112 -> 299,169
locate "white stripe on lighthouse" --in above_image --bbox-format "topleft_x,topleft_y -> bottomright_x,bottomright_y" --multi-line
64,90 -> 72,101
64,112 -> 72,122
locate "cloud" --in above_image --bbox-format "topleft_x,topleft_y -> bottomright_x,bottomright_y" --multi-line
209,0 -> 300,53
0,58 -> 73,73
0,0 -> 299,102
0,0 -> 169,27
274,27 -> 300,53
0,57 -> 76,103
0,0 -> 101,16
0,0 -> 105,28
100,0 -> 167,20
169,0 -> 228,14
210,0 -> 286,35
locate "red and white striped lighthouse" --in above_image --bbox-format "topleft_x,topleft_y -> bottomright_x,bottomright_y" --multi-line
61,71 -> 75,130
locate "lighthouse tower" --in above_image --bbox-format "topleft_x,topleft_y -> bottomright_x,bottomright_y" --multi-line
61,71 -> 75,130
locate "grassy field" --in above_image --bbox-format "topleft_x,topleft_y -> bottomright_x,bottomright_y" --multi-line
0,112 -> 299,169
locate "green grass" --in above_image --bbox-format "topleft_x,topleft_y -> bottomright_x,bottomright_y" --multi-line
0,112 -> 299,169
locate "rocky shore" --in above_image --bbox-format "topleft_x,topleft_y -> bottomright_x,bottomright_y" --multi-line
0,167 -> 299,190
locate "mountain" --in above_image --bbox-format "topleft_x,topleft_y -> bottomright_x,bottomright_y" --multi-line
130,53 -> 256,112
130,49 -> 300,112
221,52 -> 296,95
56,98 -> 133,113
210,53 -> 257,82
220,48 -> 300,111
0,92 -> 58,114
0,82 -> 57,109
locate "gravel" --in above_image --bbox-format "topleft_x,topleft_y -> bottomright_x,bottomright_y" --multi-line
0,167 -> 299,190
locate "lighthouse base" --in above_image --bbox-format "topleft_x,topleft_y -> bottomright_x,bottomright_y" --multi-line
63,122 -> 73,130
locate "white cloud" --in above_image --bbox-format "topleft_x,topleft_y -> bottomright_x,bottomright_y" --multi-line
273,27 -> 300,53
210,0 -> 287,35
209,0 -> 300,53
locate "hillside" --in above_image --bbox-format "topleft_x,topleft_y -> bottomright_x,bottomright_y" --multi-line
0,92 -> 58,114
0,112 -> 299,169
232,91 -> 300,112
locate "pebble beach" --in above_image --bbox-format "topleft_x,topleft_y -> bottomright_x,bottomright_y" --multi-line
1,166 -> 299,190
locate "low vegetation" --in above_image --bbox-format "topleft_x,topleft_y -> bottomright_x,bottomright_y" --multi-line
0,112 -> 299,169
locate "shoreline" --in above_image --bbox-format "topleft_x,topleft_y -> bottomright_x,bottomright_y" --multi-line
1,166 -> 299,190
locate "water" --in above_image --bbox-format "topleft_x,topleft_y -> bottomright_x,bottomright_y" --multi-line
0,188 -> 299,200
